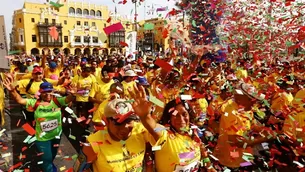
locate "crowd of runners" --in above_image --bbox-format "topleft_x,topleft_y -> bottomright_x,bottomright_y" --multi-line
2,47 -> 305,172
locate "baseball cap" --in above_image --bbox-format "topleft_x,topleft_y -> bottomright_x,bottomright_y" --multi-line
226,74 -> 238,81
26,58 -> 32,62
39,82 -> 54,92
32,67 -> 43,74
33,63 -> 40,67
49,61 -> 57,69
82,64 -> 92,72
136,76 -> 149,86
104,99 -> 139,124
124,70 -> 137,77
239,83 -> 265,101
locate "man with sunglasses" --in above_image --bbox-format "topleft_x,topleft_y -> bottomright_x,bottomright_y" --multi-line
76,98 -> 159,172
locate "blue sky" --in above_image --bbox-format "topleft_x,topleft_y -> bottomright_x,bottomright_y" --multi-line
0,0 -> 176,45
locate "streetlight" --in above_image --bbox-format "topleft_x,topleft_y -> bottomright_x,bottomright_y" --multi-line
132,0 -> 138,31
132,0 -> 138,59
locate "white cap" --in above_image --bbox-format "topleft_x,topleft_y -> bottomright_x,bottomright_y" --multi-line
124,70 -> 137,77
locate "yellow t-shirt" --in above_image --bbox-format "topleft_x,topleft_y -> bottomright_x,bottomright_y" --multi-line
93,67 -> 102,79
145,70 -> 157,84
291,89 -> 305,111
92,99 -> 109,123
264,73 -> 280,83
20,73 -> 32,80
10,65 -> 17,73
72,65 -> 81,77
235,68 -> 248,79
89,79 -> 114,107
151,81 -> 180,121
198,98 -> 208,113
283,89 -> 305,142
207,96 -> 225,134
283,111 -> 305,142
270,92 -> 293,114
44,66 -> 62,79
72,74 -> 96,102
17,79 -> 58,97
213,99 -> 253,168
87,122 -> 157,172
155,130 -> 201,172
121,81 -> 136,99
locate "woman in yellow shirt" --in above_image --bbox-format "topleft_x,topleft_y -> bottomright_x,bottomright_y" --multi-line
129,86 -> 216,172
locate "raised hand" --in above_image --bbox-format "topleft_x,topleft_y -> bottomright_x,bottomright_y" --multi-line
67,84 -> 77,95
207,167 -> 217,172
128,84 -> 152,118
3,73 -> 15,91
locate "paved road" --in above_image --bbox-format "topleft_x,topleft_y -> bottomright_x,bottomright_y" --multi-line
0,97 -> 78,172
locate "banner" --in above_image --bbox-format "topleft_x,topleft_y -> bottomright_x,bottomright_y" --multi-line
125,31 -> 137,60
0,16 -> 9,69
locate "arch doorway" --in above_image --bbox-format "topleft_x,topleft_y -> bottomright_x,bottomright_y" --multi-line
63,48 -> 70,56
110,48 -> 116,55
75,48 -> 82,55
92,48 -> 99,55
84,48 -> 91,56
31,48 -> 39,55
102,49 -> 109,55
53,48 -> 60,55
119,48 -> 123,54
42,48 -> 50,55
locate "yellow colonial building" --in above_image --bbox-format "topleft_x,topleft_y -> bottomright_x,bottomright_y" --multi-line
137,16 -> 189,55
137,18 -> 170,53
10,0 -> 133,56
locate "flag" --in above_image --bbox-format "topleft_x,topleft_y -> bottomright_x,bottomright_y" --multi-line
103,22 -> 124,35
156,6 -> 168,12
49,26 -> 59,40
50,1 -> 64,8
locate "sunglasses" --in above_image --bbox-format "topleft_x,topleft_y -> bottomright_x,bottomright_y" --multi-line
108,118 -> 135,126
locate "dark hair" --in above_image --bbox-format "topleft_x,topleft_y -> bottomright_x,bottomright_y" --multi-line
160,99 -> 195,126
110,82 -> 123,91
101,66 -> 115,77
160,99 -> 201,143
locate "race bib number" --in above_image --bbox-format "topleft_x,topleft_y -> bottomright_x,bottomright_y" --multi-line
40,119 -> 58,132
83,90 -> 90,97
174,161 -> 200,172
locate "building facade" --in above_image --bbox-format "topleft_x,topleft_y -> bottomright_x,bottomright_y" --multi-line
10,0 -> 132,56
137,18 -> 170,54
0,16 -> 9,70
137,17 -> 188,55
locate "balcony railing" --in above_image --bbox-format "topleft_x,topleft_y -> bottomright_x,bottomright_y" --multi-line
89,42 -> 102,47
37,22 -> 62,28
39,42 -> 63,47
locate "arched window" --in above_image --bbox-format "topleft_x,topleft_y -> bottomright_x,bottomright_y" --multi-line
83,9 -> 89,15
76,8 -> 82,15
90,10 -> 95,16
97,10 -> 102,17
69,7 -> 75,14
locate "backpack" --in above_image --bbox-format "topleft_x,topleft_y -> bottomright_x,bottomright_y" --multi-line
26,78 -> 48,94
32,97 -> 62,112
